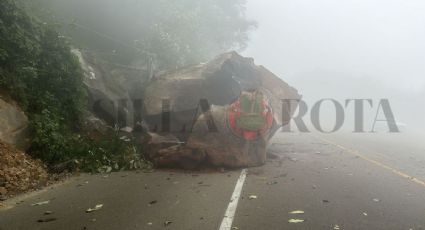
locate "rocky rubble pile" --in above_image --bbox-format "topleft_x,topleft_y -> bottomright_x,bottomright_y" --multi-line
0,141 -> 48,198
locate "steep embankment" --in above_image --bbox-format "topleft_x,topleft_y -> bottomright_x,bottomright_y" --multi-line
0,0 -> 147,179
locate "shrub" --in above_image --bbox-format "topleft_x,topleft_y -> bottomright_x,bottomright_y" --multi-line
0,0 -> 152,172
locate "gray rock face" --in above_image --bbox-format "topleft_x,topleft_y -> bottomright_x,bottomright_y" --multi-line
0,96 -> 30,151
73,50 -> 150,129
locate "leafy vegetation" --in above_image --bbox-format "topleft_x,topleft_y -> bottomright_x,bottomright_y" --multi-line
0,0 -> 151,172
0,0 -> 253,172
30,0 -> 256,69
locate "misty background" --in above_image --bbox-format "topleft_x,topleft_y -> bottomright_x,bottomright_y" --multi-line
28,0 -> 425,135
243,0 -> 425,135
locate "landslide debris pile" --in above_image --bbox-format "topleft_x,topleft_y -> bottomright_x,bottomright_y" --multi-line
142,52 -> 301,169
0,141 -> 48,197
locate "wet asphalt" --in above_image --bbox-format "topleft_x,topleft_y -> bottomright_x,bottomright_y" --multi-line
1,132 -> 425,230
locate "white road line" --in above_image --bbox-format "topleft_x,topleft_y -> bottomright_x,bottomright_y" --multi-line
219,169 -> 247,230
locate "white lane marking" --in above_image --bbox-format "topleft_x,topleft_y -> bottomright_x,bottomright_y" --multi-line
219,169 -> 247,230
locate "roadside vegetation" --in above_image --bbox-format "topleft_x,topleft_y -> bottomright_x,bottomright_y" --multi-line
0,0 -> 254,172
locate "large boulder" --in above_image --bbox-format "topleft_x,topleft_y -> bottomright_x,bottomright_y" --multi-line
142,52 -> 300,136
0,94 -> 30,151
143,52 -> 301,169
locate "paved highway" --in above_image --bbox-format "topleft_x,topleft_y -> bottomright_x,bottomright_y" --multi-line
1,132 -> 425,230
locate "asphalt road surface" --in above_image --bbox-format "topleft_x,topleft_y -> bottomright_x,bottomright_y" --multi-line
1,132 -> 425,230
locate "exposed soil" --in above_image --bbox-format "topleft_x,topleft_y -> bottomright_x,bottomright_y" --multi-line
0,141 -> 48,199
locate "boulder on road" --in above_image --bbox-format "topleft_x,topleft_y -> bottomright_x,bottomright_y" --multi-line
143,52 -> 301,169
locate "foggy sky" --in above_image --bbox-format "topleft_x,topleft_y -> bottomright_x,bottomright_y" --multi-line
244,0 -> 425,94
243,0 -> 425,133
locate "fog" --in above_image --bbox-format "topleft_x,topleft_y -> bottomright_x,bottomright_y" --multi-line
244,0 -> 425,135
29,0 -> 425,135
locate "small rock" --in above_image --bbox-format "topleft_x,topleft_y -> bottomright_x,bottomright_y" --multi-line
44,211 -> 53,215
31,200 -> 50,206
288,219 -> 304,223
37,218 -> 57,223
86,204 -> 103,213
0,187 -> 7,195
148,200 -> 157,205
289,210 -> 305,214
164,221 -> 172,227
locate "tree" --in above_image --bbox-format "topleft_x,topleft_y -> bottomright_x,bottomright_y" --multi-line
29,0 -> 256,69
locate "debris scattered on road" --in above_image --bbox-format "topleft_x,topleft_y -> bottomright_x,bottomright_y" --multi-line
44,211 -> 53,215
289,210 -> 305,214
37,218 -> 57,223
164,220 -> 172,227
288,219 -> 305,223
148,200 -> 157,205
77,181 -> 89,187
334,224 -> 341,229
248,195 -> 258,200
86,204 -> 103,213
31,200 -> 50,206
